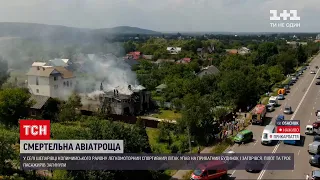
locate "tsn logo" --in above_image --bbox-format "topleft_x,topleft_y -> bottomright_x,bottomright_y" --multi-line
20,120 -> 51,140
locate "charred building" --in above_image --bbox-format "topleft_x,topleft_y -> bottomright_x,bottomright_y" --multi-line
81,84 -> 151,116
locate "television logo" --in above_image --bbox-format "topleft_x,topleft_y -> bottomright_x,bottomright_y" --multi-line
269,10 -> 301,28
20,120 -> 50,140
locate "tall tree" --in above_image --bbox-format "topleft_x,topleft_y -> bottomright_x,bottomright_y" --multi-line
0,56 -> 9,88
296,44 -> 307,64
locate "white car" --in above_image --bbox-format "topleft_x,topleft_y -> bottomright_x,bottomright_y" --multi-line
277,94 -> 285,100
311,70 -> 316,74
266,104 -> 274,112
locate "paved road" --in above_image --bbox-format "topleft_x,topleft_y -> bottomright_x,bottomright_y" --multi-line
228,54 -> 320,179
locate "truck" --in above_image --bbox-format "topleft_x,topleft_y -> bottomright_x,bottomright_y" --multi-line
268,96 -> 279,107
249,104 -> 267,125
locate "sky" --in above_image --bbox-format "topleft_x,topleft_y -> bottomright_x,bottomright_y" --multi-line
0,0 -> 319,32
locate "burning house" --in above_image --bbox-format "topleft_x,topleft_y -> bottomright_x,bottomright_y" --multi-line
81,84 -> 151,116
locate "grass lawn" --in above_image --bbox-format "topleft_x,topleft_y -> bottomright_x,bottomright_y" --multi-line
152,109 -> 182,120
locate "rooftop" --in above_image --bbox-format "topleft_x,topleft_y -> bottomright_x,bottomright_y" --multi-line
29,95 -> 50,109
26,65 -> 74,78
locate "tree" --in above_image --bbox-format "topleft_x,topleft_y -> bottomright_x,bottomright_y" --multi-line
296,44 -> 307,64
255,42 -> 278,65
42,98 -> 61,122
123,41 -> 136,53
0,88 -> 33,126
0,56 -> 9,88
59,93 -> 82,122
268,65 -> 285,85
0,129 -> 19,175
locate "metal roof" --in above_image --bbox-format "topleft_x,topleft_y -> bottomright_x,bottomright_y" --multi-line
29,95 -> 50,109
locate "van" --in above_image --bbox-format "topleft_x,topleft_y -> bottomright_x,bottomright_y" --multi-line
190,160 -> 228,180
261,125 -> 276,145
233,130 -> 253,144
275,115 -> 285,126
268,96 -> 278,106
308,141 -> 320,154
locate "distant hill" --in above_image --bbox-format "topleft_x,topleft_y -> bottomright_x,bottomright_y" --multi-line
94,26 -> 160,34
0,22 -> 160,40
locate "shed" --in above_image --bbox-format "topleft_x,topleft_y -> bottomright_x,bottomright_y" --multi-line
155,84 -> 167,93
29,95 -> 50,116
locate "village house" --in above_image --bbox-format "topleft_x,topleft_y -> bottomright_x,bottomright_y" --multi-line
26,63 -> 76,99
225,49 -> 238,54
197,65 -> 220,78
29,95 -> 50,117
125,51 -> 142,60
237,47 -> 251,55
166,47 -> 182,54
176,58 -> 191,64
155,84 -> 167,93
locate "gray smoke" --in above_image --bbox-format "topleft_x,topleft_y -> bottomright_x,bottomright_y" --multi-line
74,53 -> 139,94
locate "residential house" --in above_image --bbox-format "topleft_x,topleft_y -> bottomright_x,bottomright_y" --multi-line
316,34 -> 320,40
176,58 -> 191,64
238,47 -> 251,55
26,65 -> 76,99
142,55 -> 153,60
32,62 -> 47,67
197,65 -> 220,77
286,41 -> 308,46
45,58 -> 70,67
155,84 -> 167,93
154,59 -> 175,65
166,47 -> 182,54
225,49 -> 238,54
29,95 -> 50,117
125,51 -> 142,60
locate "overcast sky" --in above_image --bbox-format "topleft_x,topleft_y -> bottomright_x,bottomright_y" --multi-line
0,0 -> 319,32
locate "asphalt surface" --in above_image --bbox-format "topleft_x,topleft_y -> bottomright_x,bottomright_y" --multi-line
227,54 -> 320,179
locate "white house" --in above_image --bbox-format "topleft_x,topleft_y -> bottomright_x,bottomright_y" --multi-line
166,47 -> 182,54
238,47 -> 251,55
26,65 -> 76,99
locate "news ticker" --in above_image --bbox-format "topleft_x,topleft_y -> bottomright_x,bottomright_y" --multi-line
275,120 -> 300,126
20,153 -> 294,170
267,133 -> 300,140
20,140 -> 124,154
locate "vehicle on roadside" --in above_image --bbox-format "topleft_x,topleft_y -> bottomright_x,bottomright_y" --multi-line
266,104 -> 274,112
314,136 -> 320,142
284,139 -> 300,145
311,70 -> 316,74
277,94 -> 285,100
288,80 -> 294,86
291,76 -> 297,82
190,160 -> 228,180
317,76 -> 320,79
308,141 -> 320,154
245,160 -> 264,173
261,125 -> 276,145
306,125 -> 314,135
316,81 -> 320,85
268,96 -> 279,107
283,106 -> 293,114
311,170 -> 320,180
233,130 -> 253,144
309,155 -> 320,167
277,88 -> 286,95
249,104 -> 266,125
223,151 -> 237,168
275,114 -> 285,125
316,111 -> 320,121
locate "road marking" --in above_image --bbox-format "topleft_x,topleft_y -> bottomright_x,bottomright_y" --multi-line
254,141 -> 258,146
257,67 -> 320,180
298,150 -> 300,155
231,170 -> 236,176
309,119 -> 311,122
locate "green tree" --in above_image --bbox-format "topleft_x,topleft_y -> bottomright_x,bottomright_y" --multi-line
268,65 -> 285,85
256,42 -> 278,65
0,56 -> 9,88
59,93 -> 82,122
296,44 -> 307,64
0,88 -> 33,126
0,129 -> 19,175
42,98 -> 61,122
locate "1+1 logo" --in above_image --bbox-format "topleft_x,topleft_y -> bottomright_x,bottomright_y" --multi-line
269,10 -> 301,28
20,120 -> 51,140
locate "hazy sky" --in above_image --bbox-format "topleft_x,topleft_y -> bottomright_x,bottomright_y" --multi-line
0,0 -> 319,32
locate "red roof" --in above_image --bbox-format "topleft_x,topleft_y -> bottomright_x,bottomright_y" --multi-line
127,51 -> 141,60
252,104 -> 266,115
129,51 -> 141,56
182,58 -> 191,63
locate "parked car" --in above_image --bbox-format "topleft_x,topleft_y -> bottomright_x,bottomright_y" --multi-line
311,70 -> 316,74
314,136 -> 320,142
277,94 -> 285,100
316,81 -> 320,85
266,104 -> 274,112
245,160 -> 264,173
283,106 -> 293,114
317,76 -> 320,79
310,155 -> 320,167
311,170 -> 320,180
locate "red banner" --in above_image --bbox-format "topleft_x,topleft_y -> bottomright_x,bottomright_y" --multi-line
277,126 -> 300,133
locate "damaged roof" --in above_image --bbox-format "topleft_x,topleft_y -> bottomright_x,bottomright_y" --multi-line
29,95 -> 50,109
